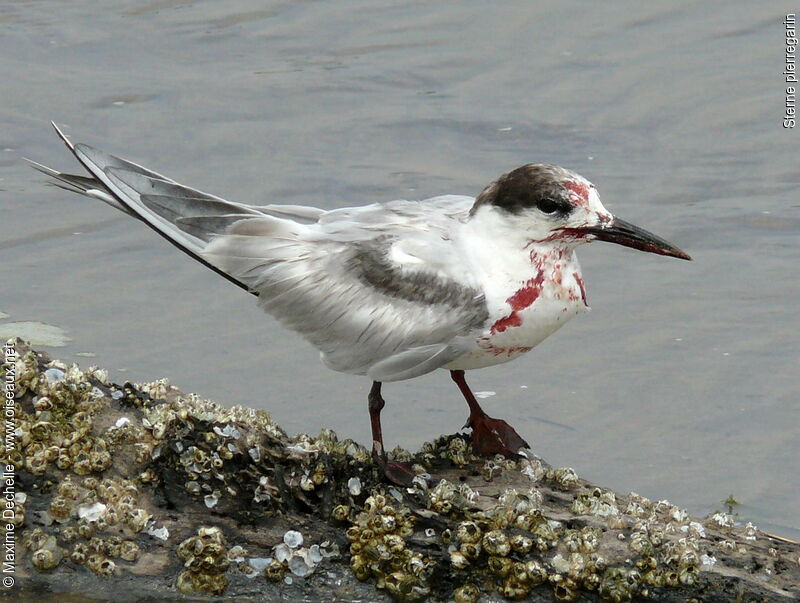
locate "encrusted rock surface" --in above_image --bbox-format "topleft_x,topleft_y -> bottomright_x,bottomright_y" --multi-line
2,339 -> 798,601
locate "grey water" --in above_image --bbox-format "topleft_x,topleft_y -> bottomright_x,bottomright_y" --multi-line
2,1 -> 798,538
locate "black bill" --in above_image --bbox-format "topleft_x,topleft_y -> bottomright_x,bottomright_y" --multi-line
582,218 -> 692,261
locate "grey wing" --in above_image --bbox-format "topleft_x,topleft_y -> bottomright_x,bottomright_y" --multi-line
203,213 -> 487,382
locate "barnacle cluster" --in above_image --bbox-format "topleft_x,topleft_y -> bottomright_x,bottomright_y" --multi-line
518,456 -> 547,482
141,391 -> 292,513
176,525 -> 230,595
142,388 -> 382,519
55,475 -> 146,573
602,492 -> 710,592
427,479 -> 477,515
23,521 -> 140,577
0,348 -> 157,576
137,377 -> 172,400
346,493 -> 432,600
571,487 -> 621,518
0,350 -> 112,477
398,472 -> 739,601
707,511 -> 735,529
447,490 -> 566,599
354,438 -> 764,602
419,435 -> 475,467
57,474 -> 151,537
5,342 -> 796,599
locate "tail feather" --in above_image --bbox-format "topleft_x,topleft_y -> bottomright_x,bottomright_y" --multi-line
25,157 -> 132,214
32,123 -> 274,294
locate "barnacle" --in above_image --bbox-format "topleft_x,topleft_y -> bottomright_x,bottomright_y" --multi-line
49,496 -> 72,521
552,576 -> 579,601
482,459 -> 503,481
32,547 -> 61,571
349,554 -> 369,581
500,576 -> 530,600
743,522 -> 758,541
549,467 -> 579,490
118,540 -> 140,562
488,555 -> 513,577
70,542 -> 90,564
332,504 -> 350,522
598,567 -> 640,602
428,479 -> 458,514
57,476 -> 80,499
510,533 -> 533,554
440,436 -> 472,467
453,583 -> 480,603
126,508 -> 151,533
456,520 -> 482,544
460,541 -> 481,561
482,530 -> 510,556
175,526 -> 230,595
86,554 -> 116,576
450,550 -> 469,569
629,531 -> 653,555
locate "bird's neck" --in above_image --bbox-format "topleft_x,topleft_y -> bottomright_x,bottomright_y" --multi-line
459,215 -> 582,297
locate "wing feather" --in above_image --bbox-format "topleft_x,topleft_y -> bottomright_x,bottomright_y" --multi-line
366,344 -> 465,382
204,212 -> 487,380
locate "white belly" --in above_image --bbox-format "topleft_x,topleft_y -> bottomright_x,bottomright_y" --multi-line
445,258 -> 590,371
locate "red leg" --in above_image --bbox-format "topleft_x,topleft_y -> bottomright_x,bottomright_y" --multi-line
368,382 -> 415,486
450,370 -> 530,457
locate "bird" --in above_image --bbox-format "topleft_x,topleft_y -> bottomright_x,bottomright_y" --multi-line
30,122 -> 691,485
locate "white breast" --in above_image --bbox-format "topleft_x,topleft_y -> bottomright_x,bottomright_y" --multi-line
445,219 -> 590,371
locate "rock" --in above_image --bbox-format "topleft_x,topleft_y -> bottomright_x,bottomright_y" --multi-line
1,339 -> 798,601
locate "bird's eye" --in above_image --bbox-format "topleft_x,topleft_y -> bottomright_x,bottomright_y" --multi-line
536,198 -> 560,214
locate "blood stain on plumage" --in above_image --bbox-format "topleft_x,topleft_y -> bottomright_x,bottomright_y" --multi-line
564,181 -> 590,207
534,228 -> 591,244
574,272 -> 588,306
551,263 -> 563,286
477,337 -> 533,357
490,273 -> 546,334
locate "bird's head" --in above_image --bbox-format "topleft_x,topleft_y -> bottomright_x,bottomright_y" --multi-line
470,164 -> 691,260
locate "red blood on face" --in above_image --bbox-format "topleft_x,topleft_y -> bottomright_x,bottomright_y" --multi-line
564,180 -> 590,207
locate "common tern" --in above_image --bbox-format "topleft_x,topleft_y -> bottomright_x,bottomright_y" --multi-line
31,122 -> 690,485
